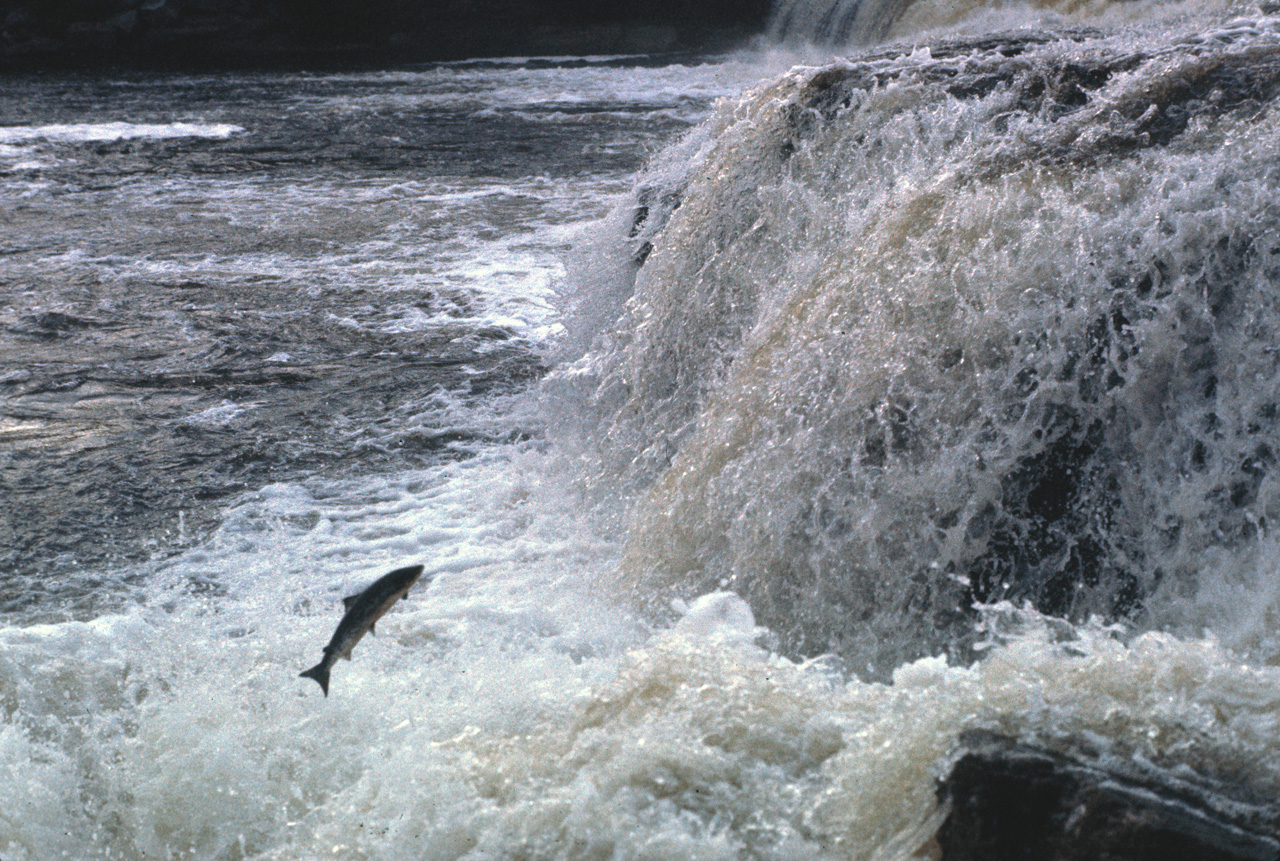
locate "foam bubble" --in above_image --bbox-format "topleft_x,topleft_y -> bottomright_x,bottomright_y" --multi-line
0,122 -> 244,144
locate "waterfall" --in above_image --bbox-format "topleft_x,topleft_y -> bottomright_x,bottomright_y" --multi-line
551,12 -> 1280,673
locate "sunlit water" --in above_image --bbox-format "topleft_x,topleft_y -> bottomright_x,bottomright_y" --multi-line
5,2 -> 1280,858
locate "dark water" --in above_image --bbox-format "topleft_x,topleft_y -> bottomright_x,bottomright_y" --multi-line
0,59 -> 727,612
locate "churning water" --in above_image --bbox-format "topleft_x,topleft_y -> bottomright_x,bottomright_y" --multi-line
5,0 -> 1280,858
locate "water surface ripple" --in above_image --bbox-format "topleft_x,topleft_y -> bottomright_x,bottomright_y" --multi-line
0,60 -> 728,614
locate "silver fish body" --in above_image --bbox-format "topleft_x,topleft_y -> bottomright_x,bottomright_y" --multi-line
300,564 -> 425,696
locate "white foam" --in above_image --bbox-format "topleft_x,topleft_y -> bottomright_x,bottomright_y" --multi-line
769,0 -> 1241,45
6,520 -> 1278,859
3,173 -> 617,353
0,143 -> 57,172
0,122 -> 244,144
179,401 -> 261,427
669,591 -> 763,645
297,56 -> 798,117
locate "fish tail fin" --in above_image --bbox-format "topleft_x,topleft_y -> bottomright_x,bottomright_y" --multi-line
300,663 -> 330,696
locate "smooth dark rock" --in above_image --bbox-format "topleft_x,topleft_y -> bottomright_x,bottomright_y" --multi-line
937,732 -> 1280,861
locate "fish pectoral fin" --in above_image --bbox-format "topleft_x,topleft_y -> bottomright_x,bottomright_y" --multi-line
342,594 -> 360,611
370,622 -> 376,635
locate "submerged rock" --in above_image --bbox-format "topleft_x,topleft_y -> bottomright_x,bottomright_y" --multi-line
937,732 -> 1280,861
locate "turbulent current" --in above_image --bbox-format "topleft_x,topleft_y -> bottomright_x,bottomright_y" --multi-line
6,0 -> 1280,858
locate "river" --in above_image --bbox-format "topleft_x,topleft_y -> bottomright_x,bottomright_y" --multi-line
4,0 -> 1280,857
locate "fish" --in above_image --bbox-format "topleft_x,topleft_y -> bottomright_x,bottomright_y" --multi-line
300,563 -> 426,696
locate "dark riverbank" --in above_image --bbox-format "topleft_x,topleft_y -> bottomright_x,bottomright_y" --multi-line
0,0 -> 772,70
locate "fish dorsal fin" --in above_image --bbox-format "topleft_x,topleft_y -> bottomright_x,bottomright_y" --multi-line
342,593 -> 360,611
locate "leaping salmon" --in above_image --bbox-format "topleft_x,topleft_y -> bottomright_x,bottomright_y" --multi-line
300,564 -> 426,696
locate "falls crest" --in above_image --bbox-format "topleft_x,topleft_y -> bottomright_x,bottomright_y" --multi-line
766,0 -> 1241,46
768,0 -> 875,44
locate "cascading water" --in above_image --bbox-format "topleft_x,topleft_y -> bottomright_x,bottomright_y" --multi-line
767,0 -> 872,44
552,9 -> 1280,675
767,0 -> 1241,45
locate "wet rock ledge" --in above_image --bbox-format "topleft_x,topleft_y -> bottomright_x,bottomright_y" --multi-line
0,0 -> 772,70
938,732 -> 1280,861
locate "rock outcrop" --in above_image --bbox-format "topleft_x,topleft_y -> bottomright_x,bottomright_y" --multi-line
938,732 -> 1280,861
